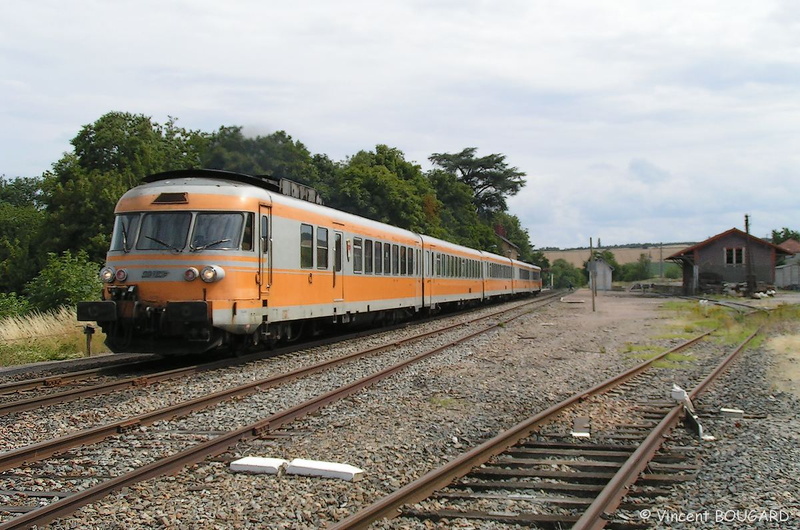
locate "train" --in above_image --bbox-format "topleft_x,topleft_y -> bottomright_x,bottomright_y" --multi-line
77,169 -> 542,354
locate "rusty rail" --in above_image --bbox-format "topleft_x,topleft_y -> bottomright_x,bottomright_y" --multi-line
571,328 -> 760,529
0,295 -> 557,529
328,331 -> 714,529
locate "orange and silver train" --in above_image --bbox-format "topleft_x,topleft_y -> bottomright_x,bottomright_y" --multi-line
77,169 -> 542,354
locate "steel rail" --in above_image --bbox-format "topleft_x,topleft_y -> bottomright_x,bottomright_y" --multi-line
327,330 -> 714,529
0,293 -> 556,417
0,295 -> 557,529
0,295 -> 556,473
0,360 -> 153,395
571,328 -> 760,530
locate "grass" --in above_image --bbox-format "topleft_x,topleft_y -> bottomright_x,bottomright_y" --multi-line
0,306 -> 109,366
428,394 -> 464,409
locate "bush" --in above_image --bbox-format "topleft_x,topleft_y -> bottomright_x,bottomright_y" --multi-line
0,292 -> 32,319
24,250 -> 102,311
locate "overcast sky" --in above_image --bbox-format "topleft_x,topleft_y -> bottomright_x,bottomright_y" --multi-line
2,1 -> 798,248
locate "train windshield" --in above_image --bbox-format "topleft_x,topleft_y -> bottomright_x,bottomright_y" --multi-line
110,213 -> 141,252
190,213 -> 243,252
136,212 -> 192,252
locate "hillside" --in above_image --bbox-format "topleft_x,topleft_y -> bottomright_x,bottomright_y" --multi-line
542,243 -> 692,268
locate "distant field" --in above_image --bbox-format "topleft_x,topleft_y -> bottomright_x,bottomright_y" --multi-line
543,244 -> 691,268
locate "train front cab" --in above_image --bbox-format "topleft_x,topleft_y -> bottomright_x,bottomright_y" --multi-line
77,184 -> 269,354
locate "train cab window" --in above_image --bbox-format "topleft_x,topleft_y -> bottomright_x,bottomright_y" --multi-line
364,240 -> 373,274
241,213 -> 254,251
110,213 -> 140,252
300,224 -> 314,269
353,238 -> 363,273
383,243 -> 391,275
375,242 -> 383,274
191,213 -> 243,251
400,247 -> 407,275
317,228 -> 329,269
137,212 -> 191,251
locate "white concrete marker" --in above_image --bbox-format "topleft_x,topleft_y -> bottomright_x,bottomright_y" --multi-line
229,457 -> 288,474
285,458 -> 364,481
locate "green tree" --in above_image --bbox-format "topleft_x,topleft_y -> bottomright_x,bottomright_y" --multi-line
24,250 -> 102,311
324,145 -> 443,235
0,177 -> 46,292
0,292 -> 31,319
491,212 -> 536,261
771,227 -> 800,245
618,254 -> 652,282
429,147 -> 526,218
41,112 -> 205,260
528,250 -> 550,270
550,258 -> 586,289
426,169 -> 495,248
587,249 -> 620,280
201,126 -> 319,183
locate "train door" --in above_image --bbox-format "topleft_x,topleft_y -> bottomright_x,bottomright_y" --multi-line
258,205 -> 271,298
424,249 -> 433,307
333,230 -> 345,302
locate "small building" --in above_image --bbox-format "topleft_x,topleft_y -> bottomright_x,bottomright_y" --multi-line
588,258 -> 614,291
496,234 -> 520,260
775,239 -> 800,290
667,228 -> 791,295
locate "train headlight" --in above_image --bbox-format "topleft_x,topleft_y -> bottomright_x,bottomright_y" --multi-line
183,267 -> 199,282
200,265 -> 225,283
114,268 -> 128,282
99,267 -> 115,283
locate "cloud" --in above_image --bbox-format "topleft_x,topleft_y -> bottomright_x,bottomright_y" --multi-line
0,1 -> 797,247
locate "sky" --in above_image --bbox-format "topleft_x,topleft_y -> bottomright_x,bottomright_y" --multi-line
2,0 -> 799,249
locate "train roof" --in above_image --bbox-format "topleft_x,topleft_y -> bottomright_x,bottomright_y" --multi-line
132,169 -> 541,269
145,169 -> 324,205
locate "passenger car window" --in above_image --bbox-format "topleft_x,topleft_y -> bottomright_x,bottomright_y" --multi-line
364,240 -> 373,274
353,238 -> 363,273
301,224 -> 313,268
317,228 -> 329,269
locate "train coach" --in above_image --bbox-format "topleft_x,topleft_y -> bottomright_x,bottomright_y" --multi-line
77,169 -> 542,354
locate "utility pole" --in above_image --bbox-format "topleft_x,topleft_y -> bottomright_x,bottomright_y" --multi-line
745,214 -> 756,297
589,237 -> 596,312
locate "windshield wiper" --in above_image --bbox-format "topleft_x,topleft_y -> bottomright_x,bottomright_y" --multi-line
190,238 -> 231,252
121,223 -> 130,253
144,235 -> 183,253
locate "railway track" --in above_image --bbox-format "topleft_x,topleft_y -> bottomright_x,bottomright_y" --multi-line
328,327 -> 759,529
0,295 -> 555,418
0,293 -> 560,528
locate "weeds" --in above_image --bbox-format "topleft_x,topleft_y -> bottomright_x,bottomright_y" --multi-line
0,307 -> 108,366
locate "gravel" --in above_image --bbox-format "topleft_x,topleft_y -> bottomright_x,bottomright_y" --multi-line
1,290 -> 796,529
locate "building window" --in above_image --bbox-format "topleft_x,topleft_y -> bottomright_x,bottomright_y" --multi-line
725,247 -> 745,265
